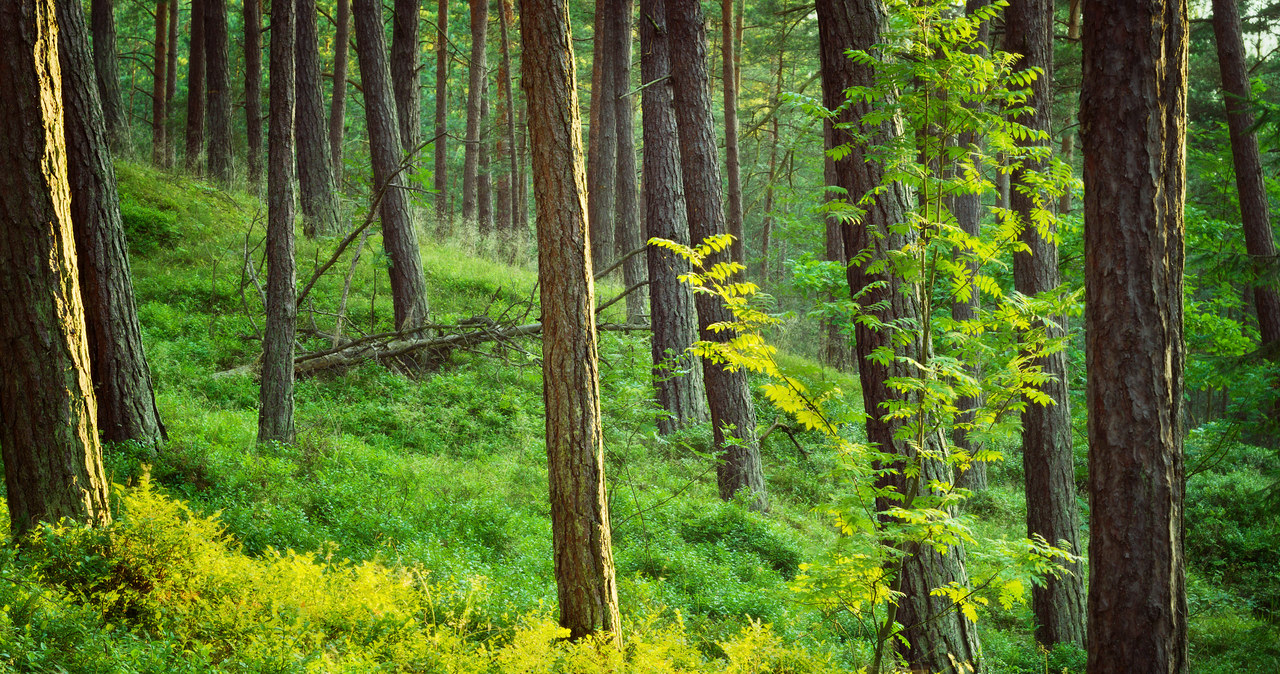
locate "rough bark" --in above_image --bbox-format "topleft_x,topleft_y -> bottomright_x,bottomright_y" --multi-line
57,0 -> 166,449
721,0 -> 744,266
612,0 -> 646,323
640,0 -> 709,435
587,0 -> 619,272
818,0 -> 982,670
185,0 -> 206,172
433,0 -> 449,224
392,0 -> 422,155
329,0 -> 350,184
520,0 -> 622,643
296,0 -> 341,238
354,0 -> 431,330
1081,0 -> 1189,671
0,0 -> 112,536
91,0 -> 128,150
206,0 -> 232,184
462,0 -> 488,222
151,0 -> 168,165
667,0 -> 767,511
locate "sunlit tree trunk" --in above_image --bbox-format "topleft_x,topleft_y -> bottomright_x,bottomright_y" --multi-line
185,0 -> 206,172
296,0 -> 341,238
91,0 -> 128,150
462,0 -> 487,223
206,0 -> 233,184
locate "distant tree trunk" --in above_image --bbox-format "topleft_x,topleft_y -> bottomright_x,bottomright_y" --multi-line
354,0 -> 431,330
760,48 -> 784,286
1082,0 -> 1189,671
517,100 -> 529,235
296,0 -> 341,238
462,0 -> 488,222
185,0 -> 206,172
721,0 -> 744,265
667,0 -> 767,511
205,0 -> 232,184
0,0 -> 113,537
520,0 -> 622,643
498,0 -> 519,239
587,0 -> 619,272
165,0 -> 177,166
91,0 -> 128,150
495,80 -> 512,242
241,0 -> 262,186
822,121 -> 854,371
479,83 -> 494,236
612,0 -> 646,323
1212,0 -> 1280,348
329,0 -> 350,185
392,0 -> 422,156
640,0 -> 709,434
1005,0 -> 1085,649
151,0 -> 168,166
1057,0 -> 1081,214
818,0 -> 983,670
260,0 -> 297,444
433,0 -> 449,225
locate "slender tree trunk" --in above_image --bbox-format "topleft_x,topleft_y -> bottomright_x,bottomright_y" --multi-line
165,0 -> 177,166
1082,0 -> 1189,671
392,0 -> 422,156
296,0 -> 341,238
241,0 -> 262,185
329,0 -> 351,185
185,0 -> 206,172
206,0 -> 232,184
462,0 -> 488,223
587,0 -> 619,272
721,0 -> 744,265
0,0 -> 112,536
760,47 -> 784,286
91,0 -> 129,150
499,0 -> 519,239
640,0 -> 709,434
151,0 -> 168,165
520,0 -> 621,643
1057,0 -> 1081,214
517,100 -> 529,236
612,0 -> 646,323
667,0 -> 767,511
479,82 -> 494,237
822,121 -> 854,371
354,0 -> 431,330
433,0 -> 449,226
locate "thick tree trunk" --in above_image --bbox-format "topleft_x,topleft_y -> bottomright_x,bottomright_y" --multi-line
0,0 -> 112,536
667,0 -> 767,512
433,0 -> 449,225
354,0 -> 431,330
587,0 -> 619,272
1082,0 -> 1189,671
57,0 -> 166,450
520,0 -> 622,643
329,0 -> 350,184
91,0 -> 128,150
1004,0 -> 1086,648
151,0 -> 168,166
296,0 -> 341,238
721,0 -> 744,266
185,0 -> 206,172
818,0 -> 982,670
206,0 -> 232,184
612,0 -> 646,323
639,0 -> 709,435
462,0 -> 487,223
392,0 -> 422,156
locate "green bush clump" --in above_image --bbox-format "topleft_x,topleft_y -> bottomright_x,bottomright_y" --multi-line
1184,463 -> 1280,617
119,193 -> 179,255
678,502 -> 803,579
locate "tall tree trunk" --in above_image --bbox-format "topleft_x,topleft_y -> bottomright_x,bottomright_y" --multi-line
1057,0 -> 1081,214
0,0 -> 112,537
587,0 -> 619,272
151,0 -> 168,166
613,0 -> 646,323
185,0 -> 206,172
296,0 -> 341,238
1212,0 -> 1280,348
479,82 -> 494,237
721,0 -> 744,265
433,0 -> 449,225
241,0 -> 262,186
329,0 -> 351,185
1004,0 -> 1086,648
822,120 -> 854,371
760,47 -> 784,286
520,0 -> 621,643
499,0 -> 520,239
462,0 -> 488,223
354,0 -> 431,330
91,0 -> 128,150
1082,0 -> 1189,671
165,0 -> 177,166
667,0 -> 767,511
640,0 -> 709,434
517,100 -> 529,236
392,0 -> 422,156
818,0 -> 982,670
206,0 -> 232,184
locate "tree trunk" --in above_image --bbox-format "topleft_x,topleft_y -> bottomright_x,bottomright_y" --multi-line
1057,0 -> 1081,215
392,0 -> 422,156
296,0 -> 341,238
329,0 -> 350,185
260,0 -> 297,444
1082,0 -> 1189,670
760,47 -> 783,286
822,121 -> 854,371
151,0 -> 168,166
667,0 -> 767,512
818,0 -> 982,670
241,0 -> 262,186
517,100 -> 529,236
462,0 -> 488,223
165,0 -> 177,166
1212,0 -> 1280,348
639,0 -> 709,435
354,0 -> 431,330
57,0 -> 167,450
499,0 -> 520,240
520,0 -> 621,643
433,0 -> 449,225
479,83 -> 494,237
612,0 -> 646,323
185,0 -> 206,172
721,0 -> 744,266
206,0 -> 233,185
0,0 -> 112,537
587,0 -> 619,272
91,0 -> 128,150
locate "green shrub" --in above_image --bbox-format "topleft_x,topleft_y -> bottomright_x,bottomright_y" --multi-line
119,194 -> 179,255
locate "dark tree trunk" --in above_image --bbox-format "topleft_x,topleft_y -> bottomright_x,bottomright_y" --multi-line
329,0 -> 350,184
520,0 -> 621,643
0,0 -> 112,537
822,121 -> 854,371
206,0 -> 232,184
721,0 -> 744,265
354,0 -> 431,330
1082,0 -> 1189,671
462,0 -> 487,222
1057,0 -> 1082,215
639,0 -> 709,434
1212,0 -> 1280,348
1004,0 -> 1086,648
151,0 -> 168,165
185,0 -> 206,172
91,0 -> 128,150
392,0 -> 422,155
760,48 -> 783,286
479,83 -> 493,236
241,0 -> 262,185
433,0 -> 449,225
612,0 -> 646,323
817,0 -> 982,670
586,0 -> 618,272
667,0 -> 767,511
296,0 -> 341,238
165,0 -> 177,166
498,0 -> 519,239
517,100 -> 529,235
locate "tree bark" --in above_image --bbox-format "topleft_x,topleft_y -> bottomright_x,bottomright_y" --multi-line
587,0 -> 619,272
1057,0 -> 1082,214
1082,0 -> 1189,670
479,81 -> 494,236
818,0 -> 982,670
667,0 -> 767,511
185,0 -> 206,172
296,0 -> 341,238
1004,0 -> 1085,648
0,0 -> 112,537
57,0 -> 167,450
433,0 -> 449,225
520,0 -> 622,643
151,0 -> 168,166
498,0 -> 520,240
165,0 -> 177,166
241,0 -> 262,186
721,0 -> 744,266
206,0 -> 233,184
640,0 -> 709,435
329,0 -> 351,185
462,0 -> 488,223
612,0 -> 647,323
91,0 -> 128,150
354,0 -> 431,330
392,0 -> 422,156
